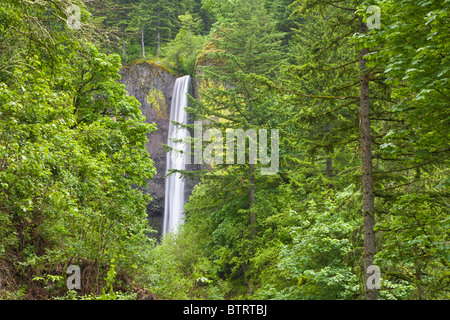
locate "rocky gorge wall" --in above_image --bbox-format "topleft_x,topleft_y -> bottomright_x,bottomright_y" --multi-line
119,62 -> 177,237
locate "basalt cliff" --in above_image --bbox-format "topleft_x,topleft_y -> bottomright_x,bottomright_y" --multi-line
119,62 -> 177,236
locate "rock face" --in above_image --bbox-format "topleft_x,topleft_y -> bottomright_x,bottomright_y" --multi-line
119,62 -> 177,237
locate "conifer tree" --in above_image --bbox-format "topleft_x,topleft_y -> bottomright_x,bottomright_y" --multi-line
191,0 -> 285,225
87,0 -> 139,58
164,12 -> 205,75
287,0 -> 382,299
128,0 -> 176,58
360,0 -> 450,299
183,0 -> 285,288
284,0 -> 449,300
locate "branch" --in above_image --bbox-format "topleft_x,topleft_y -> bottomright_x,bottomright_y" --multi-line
319,0 -> 356,11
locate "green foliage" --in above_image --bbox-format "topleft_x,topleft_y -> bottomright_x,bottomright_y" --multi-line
1,0 -> 448,301
137,226 -> 231,299
357,0 -> 450,299
147,0 -> 449,301
173,0 -> 288,295
163,12 -> 206,75
0,0 -> 156,299
263,187 -> 362,300
87,0 -> 213,63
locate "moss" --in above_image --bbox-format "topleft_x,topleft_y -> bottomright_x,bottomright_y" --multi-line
126,59 -> 178,76
146,88 -> 167,119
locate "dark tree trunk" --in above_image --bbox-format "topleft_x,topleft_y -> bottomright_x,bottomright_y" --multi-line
359,21 -> 377,300
324,123 -> 334,189
249,163 -> 255,235
326,157 -> 333,188
157,5 -> 161,57
249,103 -> 256,236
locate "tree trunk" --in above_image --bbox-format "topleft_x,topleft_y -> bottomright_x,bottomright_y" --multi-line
359,21 -> 377,300
249,103 -> 256,236
141,22 -> 145,59
122,34 -> 127,58
168,12 -> 172,41
157,6 -> 161,57
249,163 -> 255,226
324,123 -> 334,189
326,157 -> 333,188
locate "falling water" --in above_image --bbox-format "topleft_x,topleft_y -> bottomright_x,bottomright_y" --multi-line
163,75 -> 192,236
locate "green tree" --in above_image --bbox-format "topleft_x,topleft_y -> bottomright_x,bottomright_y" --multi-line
360,0 -> 450,299
163,12 -> 205,75
87,0 -> 139,58
0,0 -> 156,298
113,0 -> 450,301
128,0 -> 176,58
184,0 -> 286,292
192,0 -> 285,222
275,0 -> 450,300
285,0 -> 385,299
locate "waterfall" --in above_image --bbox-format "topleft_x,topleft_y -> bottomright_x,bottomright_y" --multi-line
163,75 -> 192,236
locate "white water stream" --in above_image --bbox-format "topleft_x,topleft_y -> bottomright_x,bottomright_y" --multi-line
163,75 -> 192,236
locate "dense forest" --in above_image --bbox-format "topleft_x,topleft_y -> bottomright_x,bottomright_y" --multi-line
0,0 -> 448,301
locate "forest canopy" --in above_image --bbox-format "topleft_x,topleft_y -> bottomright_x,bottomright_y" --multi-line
0,0 -> 448,300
